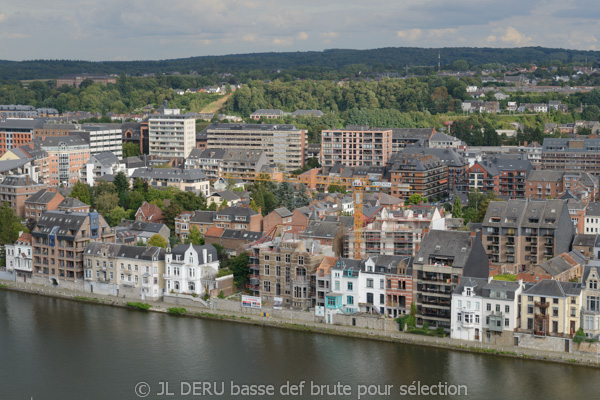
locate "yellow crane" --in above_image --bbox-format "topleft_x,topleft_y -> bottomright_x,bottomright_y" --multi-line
218,171 -> 410,260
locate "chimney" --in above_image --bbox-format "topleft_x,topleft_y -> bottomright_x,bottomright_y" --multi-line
470,229 -> 476,246
202,247 -> 207,263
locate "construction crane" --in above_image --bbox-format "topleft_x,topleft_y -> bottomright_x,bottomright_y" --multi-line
218,171 -> 410,260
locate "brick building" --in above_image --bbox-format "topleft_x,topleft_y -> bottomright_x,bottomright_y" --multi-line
32,210 -> 114,283
386,153 -> 448,201
0,175 -> 47,217
321,126 -> 393,167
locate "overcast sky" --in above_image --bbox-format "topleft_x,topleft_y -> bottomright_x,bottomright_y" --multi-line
0,0 -> 598,61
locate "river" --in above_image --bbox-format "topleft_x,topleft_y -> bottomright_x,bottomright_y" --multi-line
1,290 -> 598,399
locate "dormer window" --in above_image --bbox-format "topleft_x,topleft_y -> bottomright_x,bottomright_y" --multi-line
466,287 -> 472,296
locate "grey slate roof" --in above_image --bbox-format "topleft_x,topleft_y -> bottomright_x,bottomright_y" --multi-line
190,211 -> 216,223
119,220 -> 166,233
573,234 -> 597,247
527,170 -> 565,182
170,244 -> 217,264
415,230 -> 485,270
585,203 -> 600,217
33,210 -> 97,239
91,151 -> 119,167
220,229 -> 263,241
0,175 -> 40,187
403,147 -> 466,167
538,251 -> 584,277
0,158 -> 32,173
273,207 -> 293,218
391,128 -> 435,140
300,221 -> 341,239
132,167 -> 207,181
368,255 -> 413,275
84,242 -> 165,261
524,279 -> 582,297
212,190 -> 241,202
25,189 -> 60,205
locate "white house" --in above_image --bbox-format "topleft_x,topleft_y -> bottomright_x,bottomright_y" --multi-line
584,203 -> 600,235
164,244 -> 219,296
325,257 -> 361,323
5,232 -> 32,282
451,278 -> 484,342
358,257 -> 387,315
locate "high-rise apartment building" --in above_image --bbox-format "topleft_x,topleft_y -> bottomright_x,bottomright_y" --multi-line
148,108 -> 196,158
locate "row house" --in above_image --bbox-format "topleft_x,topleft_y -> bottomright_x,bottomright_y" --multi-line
32,210 -> 114,283
163,244 -> 219,296
451,277 -> 525,345
83,242 -> 166,300
344,206 -> 446,259
482,199 -> 575,273
213,206 -> 263,232
518,280 -> 582,339
5,232 -> 33,282
582,265 -> 600,338
83,151 -> 123,186
461,101 -> 500,113
520,251 -> 585,282
386,153 -> 448,201
263,207 -> 294,236
206,190 -> 242,208
204,228 -> 262,256
383,256 -> 414,318
412,230 -> 490,331
256,238 -> 331,309
583,203 -> 600,235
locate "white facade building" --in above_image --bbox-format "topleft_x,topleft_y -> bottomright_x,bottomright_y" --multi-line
81,125 -> 123,158
164,244 -> 219,296
148,110 -> 196,159
451,278 -> 484,342
358,257 -> 387,315
5,232 -> 32,282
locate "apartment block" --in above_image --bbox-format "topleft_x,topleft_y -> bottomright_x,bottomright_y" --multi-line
526,170 -> 598,202
482,199 -> 576,272
72,124 -> 123,158
542,138 -> 600,175
131,167 -> 210,197
321,126 -> 393,167
148,109 -> 196,158
37,136 -> 91,186
387,153 -> 448,200
467,156 -> 533,198
32,210 -> 114,283
24,188 -> 64,220
203,123 -> 306,171
412,230 -> 490,331
185,148 -> 268,179
0,119 -> 42,156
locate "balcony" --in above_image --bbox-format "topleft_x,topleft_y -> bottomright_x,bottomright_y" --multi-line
535,301 -> 549,308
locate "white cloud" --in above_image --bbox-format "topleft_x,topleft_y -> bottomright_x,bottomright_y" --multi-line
297,32 -> 308,40
397,28 -> 422,41
0,13 -> 6,22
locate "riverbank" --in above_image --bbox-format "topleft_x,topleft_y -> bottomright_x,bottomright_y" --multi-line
2,280 -> 599,369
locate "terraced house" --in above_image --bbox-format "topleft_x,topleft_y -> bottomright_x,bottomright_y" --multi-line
83,243 -> 166,300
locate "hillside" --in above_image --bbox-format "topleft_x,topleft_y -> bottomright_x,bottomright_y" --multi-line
1,47 -> 599,81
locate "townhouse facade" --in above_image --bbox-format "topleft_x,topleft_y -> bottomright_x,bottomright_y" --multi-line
5,232 -> 33,282
163,244 -> 219,296
83,242 -> 166,300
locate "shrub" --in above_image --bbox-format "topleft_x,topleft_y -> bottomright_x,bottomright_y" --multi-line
126,302 -> 151,311
423,322 -> 429,330
217,268 -> 233,278
217,290 -> 226,299
168,307 -> 187,315
574,328 -> 586,344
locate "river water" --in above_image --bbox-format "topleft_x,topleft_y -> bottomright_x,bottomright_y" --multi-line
1,290 -> 598,400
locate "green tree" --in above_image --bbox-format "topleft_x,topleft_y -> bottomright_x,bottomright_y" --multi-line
228,252 -> 250,287
184,226 -> 204,245
122,142 -> 141,158
451,196 -> 463,219
70,181 -> 91,205
0,202 -> 23,244
95,192 -> 120,216
211,243 -> 229,268
108,206 -> 128,227
408,194 -> 423,205
148,234 -> 168,248
162,203 -> 183,232
113,172 -> 129,195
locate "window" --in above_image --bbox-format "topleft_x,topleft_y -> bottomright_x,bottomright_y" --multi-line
552,307 -> 559,317
496,304 -> 500,312
527,318 -> 533,330
528,296 -> 533,301
276,256 -> 281,262
475,315 -> 480,324
379,279 -> 384,289
276,266 -> 281,276
264,265 -> 270,275
334,281 -> 340,290
347,282 -> 353,291
590,281 -> 598,290
505,305 -> 510,314
587,296 -> 600,311
553,298 -> 558,304
366,279 -> 373,288
457,300 -> 462,309
485,316 -> 489,325
504,318 -> 509,327
285,254 -> 291,263
263,281 -> 271,292
486,303 -> 491,311
457,313 -> 462,322
380,294 -> 384,305
327,297 -> 337,307
475,302 -> 480,311
571,308 -> 577,317
298,256 -> 304,265
466,288 -> 472,296
527,305 -> 533,314
347,296 -> 354,305
264,255 -> 270,261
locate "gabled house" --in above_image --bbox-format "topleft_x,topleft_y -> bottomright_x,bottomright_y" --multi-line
135,201 -> 164,224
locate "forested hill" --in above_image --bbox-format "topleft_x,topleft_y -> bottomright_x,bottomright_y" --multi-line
1,47 -> 599,81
